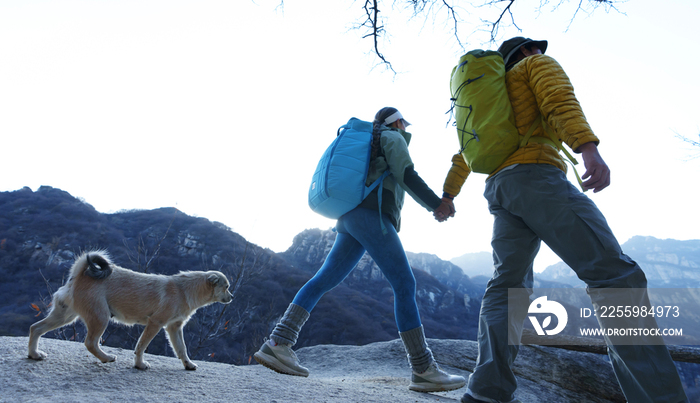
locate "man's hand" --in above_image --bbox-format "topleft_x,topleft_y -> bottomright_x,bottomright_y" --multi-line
434,197 -> 456,222
578,142 -> 610,193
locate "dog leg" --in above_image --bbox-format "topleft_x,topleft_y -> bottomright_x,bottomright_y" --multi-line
133,319 -> 164,370
28,302 -> 78,360
166,321 -> 197,370
83,315 -> 116,363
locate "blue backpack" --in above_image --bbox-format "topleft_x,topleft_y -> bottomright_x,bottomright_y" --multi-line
308,117 -> 391,221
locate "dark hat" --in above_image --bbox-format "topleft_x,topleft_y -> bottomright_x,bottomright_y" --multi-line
498,37 -> 548,67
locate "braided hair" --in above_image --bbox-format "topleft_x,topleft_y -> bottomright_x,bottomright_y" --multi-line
371,107 -> 399,160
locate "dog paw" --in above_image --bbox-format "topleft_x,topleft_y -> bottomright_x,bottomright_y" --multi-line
135,361 -> 151,370
185,362 -> 198,371
28,350 -> 47,360
101,354 -> 117,363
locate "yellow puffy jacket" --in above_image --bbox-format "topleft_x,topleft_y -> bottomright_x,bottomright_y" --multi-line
443,54 -> 599,197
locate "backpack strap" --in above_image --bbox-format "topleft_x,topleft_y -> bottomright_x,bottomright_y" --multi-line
363,170 -> 391,197
521,116 -> 586,192
519,117 -> 541,148
362,127 -> 393,234
369,170 -> 391,235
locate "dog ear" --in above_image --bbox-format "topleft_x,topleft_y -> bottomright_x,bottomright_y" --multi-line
207,273 -> 220,286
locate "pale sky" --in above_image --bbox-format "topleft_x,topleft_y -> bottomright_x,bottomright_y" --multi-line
2,0 -> 699,273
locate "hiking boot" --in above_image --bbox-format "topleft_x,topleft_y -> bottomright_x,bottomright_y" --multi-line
409,361 -> 466,392
461,393 -> 522,403
253,340 -> 309,377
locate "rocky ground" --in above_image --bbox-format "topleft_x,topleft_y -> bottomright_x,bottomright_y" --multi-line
1,336 -> 631,402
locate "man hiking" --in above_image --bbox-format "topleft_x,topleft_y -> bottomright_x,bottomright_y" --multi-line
437,36 -> 688,403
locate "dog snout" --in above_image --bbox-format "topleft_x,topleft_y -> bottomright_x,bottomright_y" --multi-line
222,291 -> 233,304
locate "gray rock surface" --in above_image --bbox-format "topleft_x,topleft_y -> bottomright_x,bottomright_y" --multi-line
1,336 -> 627,402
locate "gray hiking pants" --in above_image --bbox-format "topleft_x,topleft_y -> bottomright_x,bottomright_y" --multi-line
467,164 -> 687,403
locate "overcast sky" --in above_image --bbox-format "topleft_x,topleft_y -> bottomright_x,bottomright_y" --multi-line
2,0 -> 699,272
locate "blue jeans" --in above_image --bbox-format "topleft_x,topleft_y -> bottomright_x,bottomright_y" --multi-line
292,207 -> 422,332
468,164 -> 687,403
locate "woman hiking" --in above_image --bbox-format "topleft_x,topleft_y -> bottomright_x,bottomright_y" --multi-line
253,106 -> 465,393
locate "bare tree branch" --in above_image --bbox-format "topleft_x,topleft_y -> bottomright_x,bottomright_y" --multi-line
537,0 -> 625,32
350,0 -> 625,70
441,0 -> 465,49
674,132 -> 700,161
186,242 -> 270,362
360,0 -> 396,73
123,211 -> 176,273
485,0 -> 516,42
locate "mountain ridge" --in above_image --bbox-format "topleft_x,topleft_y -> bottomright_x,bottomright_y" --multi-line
2,186 -> 699,399
534,236 -> 700,288
0,186 -> 480,363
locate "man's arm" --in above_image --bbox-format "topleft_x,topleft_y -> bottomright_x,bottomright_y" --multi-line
528,55 -> 599,151
434,154 -> 470,222
443,153 -> 470,197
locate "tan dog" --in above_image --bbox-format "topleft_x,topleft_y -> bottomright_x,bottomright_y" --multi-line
28,250 -> 233,370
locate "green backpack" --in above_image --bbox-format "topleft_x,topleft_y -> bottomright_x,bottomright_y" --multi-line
449,50 -> 583,186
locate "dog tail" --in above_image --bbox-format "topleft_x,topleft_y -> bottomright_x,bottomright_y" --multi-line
85,253 -> 112,280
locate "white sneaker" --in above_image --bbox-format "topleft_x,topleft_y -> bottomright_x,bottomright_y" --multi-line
253,340 -> 309,377
409,361 -> 466,392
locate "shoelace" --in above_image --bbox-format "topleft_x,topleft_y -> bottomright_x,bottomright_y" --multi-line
287,347 -> 300,362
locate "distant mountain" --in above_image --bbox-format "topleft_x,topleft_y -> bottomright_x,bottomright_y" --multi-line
0,186 -> 301,364
0,186 -> 478,366
404,251 -> 484,299
450,251 -> 493,278
538,236 -> 700,288
3,186 -> 698,377
537,261 -> 580,287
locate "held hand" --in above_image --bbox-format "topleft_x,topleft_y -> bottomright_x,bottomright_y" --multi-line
433,198 -> 456,222
442,197 -> 456,218
579,142 -> 611,193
